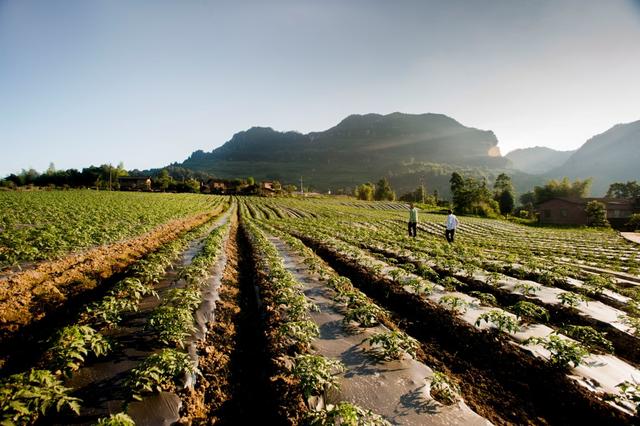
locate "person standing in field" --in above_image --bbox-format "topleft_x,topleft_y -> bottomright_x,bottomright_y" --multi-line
408,203 -> 418,238
445,209 -> 459,243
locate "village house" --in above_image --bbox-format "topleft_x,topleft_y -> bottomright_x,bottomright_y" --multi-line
536,197 -> 635,228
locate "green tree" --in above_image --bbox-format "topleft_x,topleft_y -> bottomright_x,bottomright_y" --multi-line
497,190 -> 515,215
374,178 -> 395,201
533,177 -> 592,204
450,173 -> 499,216
494,173 -> 514,194
247,176 -> 255,186
157,169 -> 173,191
355,183 -> 374,201
585,200 -> 609,227
493,173 -> 515,215
606,181 -> 640,199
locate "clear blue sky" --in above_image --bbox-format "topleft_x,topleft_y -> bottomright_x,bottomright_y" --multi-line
1,0 -> 640,176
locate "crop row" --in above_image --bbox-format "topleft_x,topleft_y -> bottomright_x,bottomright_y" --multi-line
0,190 -> 227,268
0,207 -> 230,425
268,217 -> 640,420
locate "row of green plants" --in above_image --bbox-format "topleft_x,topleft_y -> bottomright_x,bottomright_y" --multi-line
0,190 -> 227,268
270,216 -> 640,414
130,221 -> 230,401
316,216 -> 640,343
244,219 -> 392,425
0,213 -> 223,425
257,220 -> 464,412
273,220 -> 603,367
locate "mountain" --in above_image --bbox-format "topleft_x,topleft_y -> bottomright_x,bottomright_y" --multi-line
505,147 -> 575,174
549,120 -> 640,195
180,112 -> 508,193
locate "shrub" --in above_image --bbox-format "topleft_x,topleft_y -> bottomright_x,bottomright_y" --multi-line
95,412 -> 136,426
306,401 -> 390,425
475,310 -> 521,333
49,325 -> 111,375
438,295 -> 469,314
429,371 -> 461,405
366,331 -> 419,360
626,213 -> 640,231
0,369 -> 81,424
559,325 -> 614,353
525,335 -> 589,369
127,349 -> 196,400
509,301 -> 550,323
291,354 -> 344,399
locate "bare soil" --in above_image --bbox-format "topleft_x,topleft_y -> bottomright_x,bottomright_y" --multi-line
182,216 -> 282,425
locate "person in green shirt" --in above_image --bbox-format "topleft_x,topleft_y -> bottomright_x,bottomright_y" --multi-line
408,203 -> 418,237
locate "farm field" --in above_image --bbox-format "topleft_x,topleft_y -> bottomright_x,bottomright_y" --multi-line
1,193 -> 640,425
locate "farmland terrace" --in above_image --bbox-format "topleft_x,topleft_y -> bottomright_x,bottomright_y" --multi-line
1,191 -> 639,425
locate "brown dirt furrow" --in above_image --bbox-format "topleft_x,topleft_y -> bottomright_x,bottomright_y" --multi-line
0,206 -> 224,345
182,215 -> 281,425
182,216 -> 240,423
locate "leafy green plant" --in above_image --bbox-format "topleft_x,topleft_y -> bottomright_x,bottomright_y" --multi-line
559,325 -> 614,353
291,354 -> 345,398
469,291 -> 497,306
406,278 -> 434,295
95,412 -> 136,426
525,335 -> 589,369
85,295 -> 139,326
127,349 -> 196,400
112,277 -> 158,302
0,369 -> 81,425
366,331 -> 418,360
306,401 -> 390,426
429,371 -> 460,405
614,380 -> 640,415
278,320 -> 320,347
514,282 -> 541,297
147,306 -> 196,347
49,325 -> 111,375
417,264 -> 439,281
509,301 -> 550,323
438,295 -> 469,314
582,274 -> 614,297
475,310 -> 521,333
439,276 -> 465,291
162,287 -> 201,311
388,268 -> 406,283
557,292 -> 586,308
486,271 -> 503,287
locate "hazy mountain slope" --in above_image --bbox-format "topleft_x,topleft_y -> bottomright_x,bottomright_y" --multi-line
180,112 -> 508,192
549,120 -> 640,195
505,147 -> 575,174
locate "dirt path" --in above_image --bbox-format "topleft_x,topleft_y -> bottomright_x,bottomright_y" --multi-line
182,214 -> 279,425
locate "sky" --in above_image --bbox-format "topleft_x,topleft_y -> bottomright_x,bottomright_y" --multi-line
1,0 -> 640,176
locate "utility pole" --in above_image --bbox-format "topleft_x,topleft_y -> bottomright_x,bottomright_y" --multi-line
420,177 -> 425,204
109,164 -> 112,191
300,176 -> 304,196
